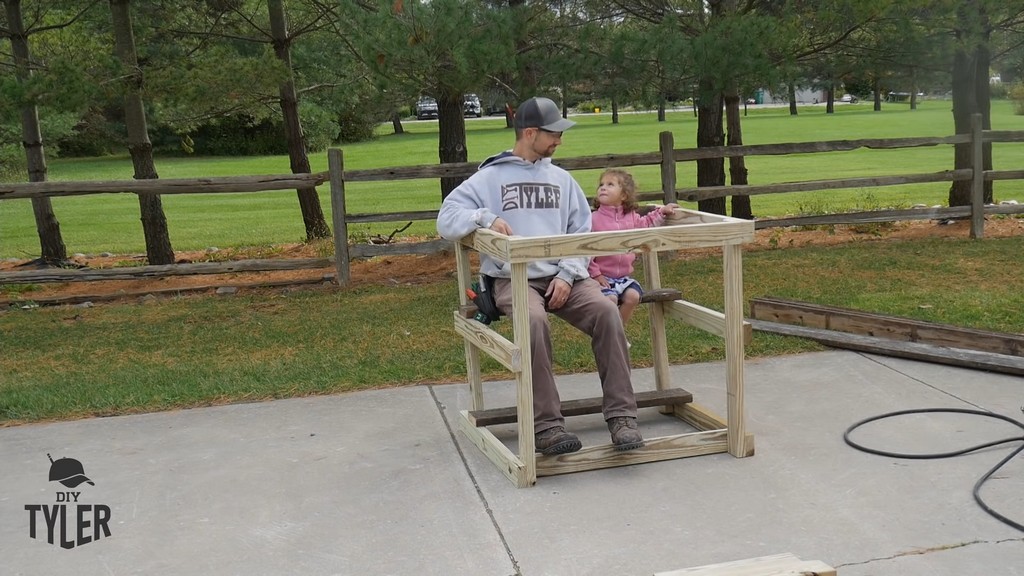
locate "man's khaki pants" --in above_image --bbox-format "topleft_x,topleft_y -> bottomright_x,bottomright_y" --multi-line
492,276 -> 638,434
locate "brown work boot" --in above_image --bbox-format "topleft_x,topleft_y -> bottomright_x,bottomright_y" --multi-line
607,417 -> 645,451
535,426 -> 582,455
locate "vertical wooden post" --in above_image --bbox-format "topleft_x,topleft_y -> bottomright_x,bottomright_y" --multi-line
328,148 -> 350,285
970,113 -> 984,239
512,262 -> 536,487
659,131 -> 677,205
456,242 -> 484,410
723,243 -> 750,457
642,252 -> 671,408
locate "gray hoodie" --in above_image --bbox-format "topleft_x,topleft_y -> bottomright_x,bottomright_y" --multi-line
436,151 -> 591,284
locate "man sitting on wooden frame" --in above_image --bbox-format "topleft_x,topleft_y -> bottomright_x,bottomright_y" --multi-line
436,96 -> 644,454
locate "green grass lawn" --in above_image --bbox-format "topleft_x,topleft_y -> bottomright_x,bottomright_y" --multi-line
2,100 -> 1024,258
3,234 -> 1022,424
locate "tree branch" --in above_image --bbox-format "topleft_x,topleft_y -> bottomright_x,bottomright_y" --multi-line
24,0 -> 103,35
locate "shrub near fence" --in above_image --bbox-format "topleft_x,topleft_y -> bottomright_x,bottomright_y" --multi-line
1,114 -> 1023,288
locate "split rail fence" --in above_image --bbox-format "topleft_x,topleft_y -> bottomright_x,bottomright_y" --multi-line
1,113 -> 1023,288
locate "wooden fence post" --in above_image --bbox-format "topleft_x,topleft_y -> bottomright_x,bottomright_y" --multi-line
328,148 -> 350,285
659,131 -> 677,205
970,113 -> 984,239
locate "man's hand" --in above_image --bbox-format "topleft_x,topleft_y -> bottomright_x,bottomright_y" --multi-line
489,217 -> 513,235
545,277 -> 572,310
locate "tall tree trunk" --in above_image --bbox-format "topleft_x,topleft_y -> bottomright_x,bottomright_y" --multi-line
826,82 -> 835,114
110,0 -> 174,265
787,82 -> 798,115
509,0 -> 537,109
949,36 -> 994,206
611,97 -> 619,124
696,79 -> 726,215
391,111 -> 404,134
657,95 -> 666,122
6,0 -> 67,264
437,91 -> 468,199
872,77 -> 882,111
724,91 -> 752,220
268,0 -> 330,240
5,0 -> 67,264
977,43 -> 993,203
909,68 -> 918,110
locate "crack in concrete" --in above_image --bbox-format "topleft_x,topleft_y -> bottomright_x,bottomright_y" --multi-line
835,537 -> 1024,568
428,385 -> 523,576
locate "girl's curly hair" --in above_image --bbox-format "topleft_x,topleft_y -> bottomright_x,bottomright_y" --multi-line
592,169 -> 640,213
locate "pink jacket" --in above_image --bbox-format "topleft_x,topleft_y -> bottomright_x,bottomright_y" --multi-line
588,205 -> 665,279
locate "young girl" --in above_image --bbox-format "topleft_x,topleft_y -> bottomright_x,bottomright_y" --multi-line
588,169 -> 678,329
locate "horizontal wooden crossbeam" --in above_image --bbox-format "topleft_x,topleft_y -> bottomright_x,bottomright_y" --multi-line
536,429 -> 728,477
468,388 -> 693,427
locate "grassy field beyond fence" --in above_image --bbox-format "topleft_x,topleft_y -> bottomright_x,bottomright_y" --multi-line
2,100 -> 1024,258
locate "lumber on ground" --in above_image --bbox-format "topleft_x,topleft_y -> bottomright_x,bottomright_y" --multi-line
750,296 -> 1024,356
654,552 -> 836,576
752,319 -> 1024,376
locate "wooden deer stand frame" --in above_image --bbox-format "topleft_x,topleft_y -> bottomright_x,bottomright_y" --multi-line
452,209 -> 755,487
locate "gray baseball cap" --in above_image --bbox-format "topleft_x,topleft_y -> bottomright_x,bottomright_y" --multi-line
513,97 -> 576,132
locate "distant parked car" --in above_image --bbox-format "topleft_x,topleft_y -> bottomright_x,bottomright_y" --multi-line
840,93 -> 859,103
463,93 -> 482,117
416,96 -> 438,120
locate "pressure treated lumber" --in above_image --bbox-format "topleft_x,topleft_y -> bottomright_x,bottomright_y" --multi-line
452,210 -> 755,486
464,211 -> 754,263
468,388 -> 694,427
536,429 -> 729,477
751,320 -> 1024,376
749,297 -> 1024,356
452,313 -> 522,373
654,552 -> 836,576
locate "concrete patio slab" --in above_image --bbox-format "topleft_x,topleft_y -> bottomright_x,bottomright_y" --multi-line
2,351 -> 1021,575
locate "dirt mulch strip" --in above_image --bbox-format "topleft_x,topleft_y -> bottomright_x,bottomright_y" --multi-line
2,219 -> 1021,307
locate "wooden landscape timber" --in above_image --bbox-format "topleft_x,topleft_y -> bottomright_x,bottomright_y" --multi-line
750,297 -> 1024,375
453,210 -> 754,487
750,297 -> 1024,355
0,258 -> 333,284
0,276 -> 329,308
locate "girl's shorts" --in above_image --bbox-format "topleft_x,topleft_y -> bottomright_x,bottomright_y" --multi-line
600,276 -> 643,302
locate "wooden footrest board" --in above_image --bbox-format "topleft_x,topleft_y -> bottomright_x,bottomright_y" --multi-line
655,553 -> 836,576
468,388 -> 693,427
537,429 -> 728,477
